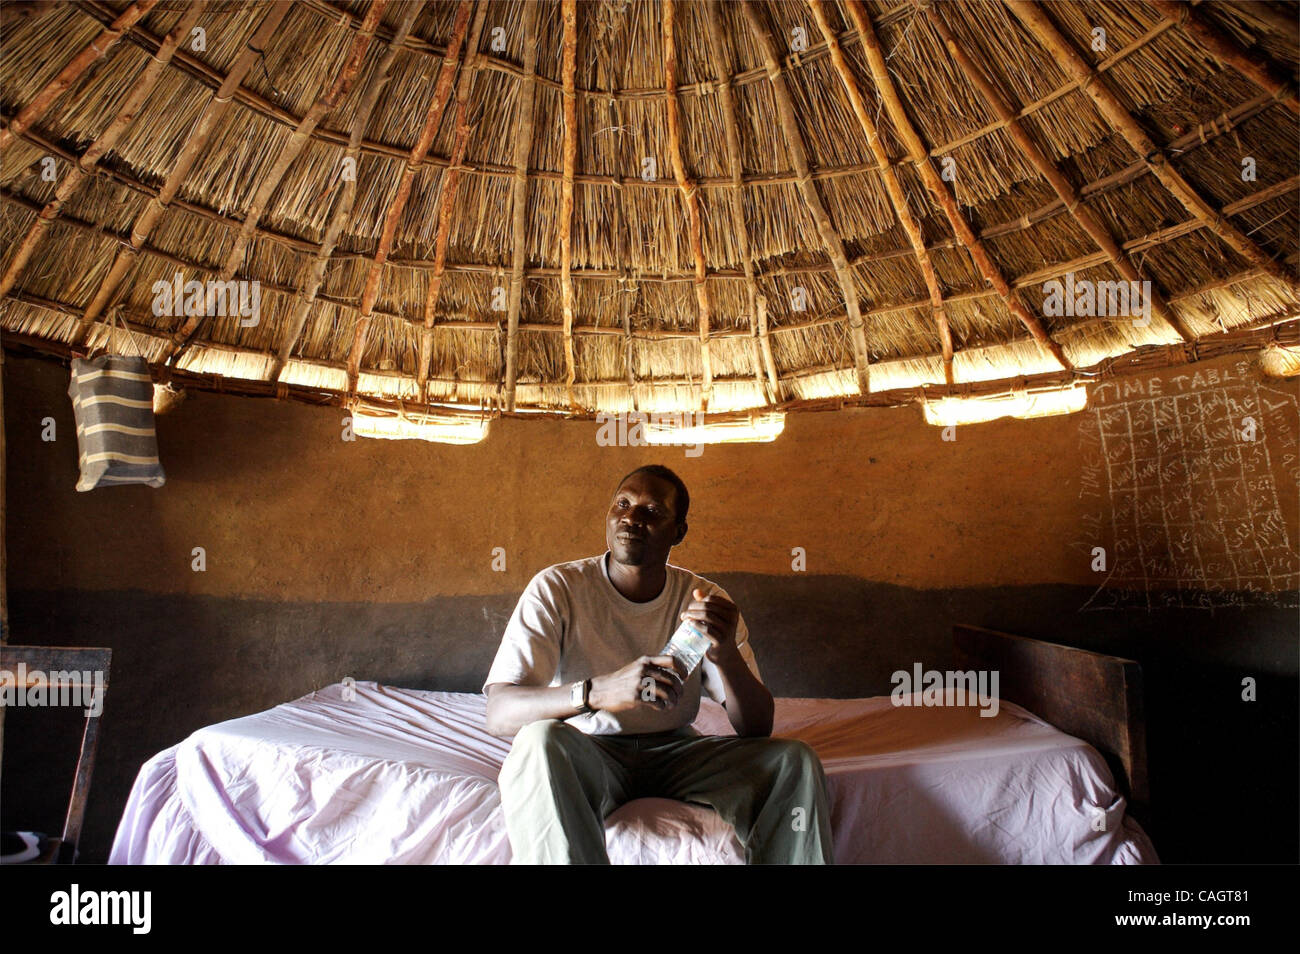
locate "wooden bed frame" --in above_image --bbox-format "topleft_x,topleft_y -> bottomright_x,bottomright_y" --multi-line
953,624 -> 1149,828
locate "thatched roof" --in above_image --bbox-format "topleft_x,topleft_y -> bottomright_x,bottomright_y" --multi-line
1,0 -> 1297,423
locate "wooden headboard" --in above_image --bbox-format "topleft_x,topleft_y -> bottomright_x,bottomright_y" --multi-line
953,624 -> 1149,827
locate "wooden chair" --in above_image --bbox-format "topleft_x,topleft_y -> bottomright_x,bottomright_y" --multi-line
0,646 -> 111,864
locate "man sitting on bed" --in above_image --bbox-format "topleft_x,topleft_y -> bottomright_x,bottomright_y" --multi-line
483,464 -> 833,864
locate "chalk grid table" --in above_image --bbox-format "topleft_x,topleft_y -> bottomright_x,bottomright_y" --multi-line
1077,364 -> 1299,611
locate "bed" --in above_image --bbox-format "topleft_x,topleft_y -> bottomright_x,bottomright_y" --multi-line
109,625 -> 1157,864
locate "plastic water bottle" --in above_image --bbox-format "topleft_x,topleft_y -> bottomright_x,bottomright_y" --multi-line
659,619 -> 710,678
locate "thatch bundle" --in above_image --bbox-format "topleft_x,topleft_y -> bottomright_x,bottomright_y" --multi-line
1,0 -> 1297,423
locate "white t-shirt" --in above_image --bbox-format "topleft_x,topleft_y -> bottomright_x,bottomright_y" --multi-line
482,551 -> 762,735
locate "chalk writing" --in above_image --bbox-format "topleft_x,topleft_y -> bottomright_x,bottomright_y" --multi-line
1076,359 -> 1299,611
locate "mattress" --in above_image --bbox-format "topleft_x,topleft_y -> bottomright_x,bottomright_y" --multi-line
109,680 -> 1157,864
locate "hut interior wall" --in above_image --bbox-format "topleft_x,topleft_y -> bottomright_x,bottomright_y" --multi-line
1,348 -> 1296,863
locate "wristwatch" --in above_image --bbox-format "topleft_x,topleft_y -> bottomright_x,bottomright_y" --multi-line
570,678 -> 593,714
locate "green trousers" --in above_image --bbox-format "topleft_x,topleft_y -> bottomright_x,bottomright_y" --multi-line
497,719 -> 834,864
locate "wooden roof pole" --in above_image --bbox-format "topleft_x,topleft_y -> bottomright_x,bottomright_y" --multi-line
808,0 -> 956,386
1149,0 -> 1298,115
703,0 -> 779,405
343,0 -> 473,393
756,293 -> 781,400
846,0 -> 1070,371
0,0 -> 160,153
559,0 -> 580,411
0,2 -> 202,305
923,1 -> 1194,344
502,0 -> 540,413
418,3 -> 488,401
737,0 -> 872,397
1006,0 -> 1299,293
272,1 -> 426,384
169,1 -> 389,367
597,8 -> 639,412
622,272 -> 640,411
663,0 -> 713,413
73,2 -> 293,345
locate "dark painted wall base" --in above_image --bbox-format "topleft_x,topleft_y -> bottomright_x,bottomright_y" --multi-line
3,577 -> 1295,864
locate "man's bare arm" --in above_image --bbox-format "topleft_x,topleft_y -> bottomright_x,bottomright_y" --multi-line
713,645 -> 775,737
484,655 -> 683,737
677,588 -> 774,737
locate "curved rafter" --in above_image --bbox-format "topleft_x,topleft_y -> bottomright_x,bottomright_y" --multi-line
922,0 -> 1193,344
846,0 -> 1072,372
502,0 -> 540,414
738,0 -> 873,396
663,0 -> 713,412
71,2 -> 293,345
271,1 -> 427,385
808,0 -> 956,386
703,0 -> 780,405
167,1 -> 391,368
418,1 -> 488,401
0,1 -> 203,305
1006,0 -> 1299,294
0,0 -> 160,153
559,0 -> 580,412
1149,0 -> 1299,115
343,0 -> 473,394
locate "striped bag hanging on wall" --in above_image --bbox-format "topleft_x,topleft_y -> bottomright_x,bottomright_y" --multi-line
68,354 -> 166,491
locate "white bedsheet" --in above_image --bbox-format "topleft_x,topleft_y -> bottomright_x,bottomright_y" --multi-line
109,681 -> 1157,864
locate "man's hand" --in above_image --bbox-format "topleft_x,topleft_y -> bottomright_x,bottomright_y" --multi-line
679,587 -> 742,667
590,655 -> 682,713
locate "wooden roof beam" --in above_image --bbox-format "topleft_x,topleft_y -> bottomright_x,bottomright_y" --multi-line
72,2 -> 292,345
343,0 -> 473,394
847,0 -> 1071,371
166,0 -> 389,369
1006,0 -> 1299,294
417,3 -> 487,401
738,0 -> 872,396
704,0 -> 779,404
664,0 -> 714,412
0,1 -> 202,304
559,0 -> 580,411
809,0 -> 956,386
502,0 -> 540,413
924,1 -> 1193,344
0,0 -> 160,153
622,273 -> 640,411
272,2 -> 426,385
1149,0 -> 1299,115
